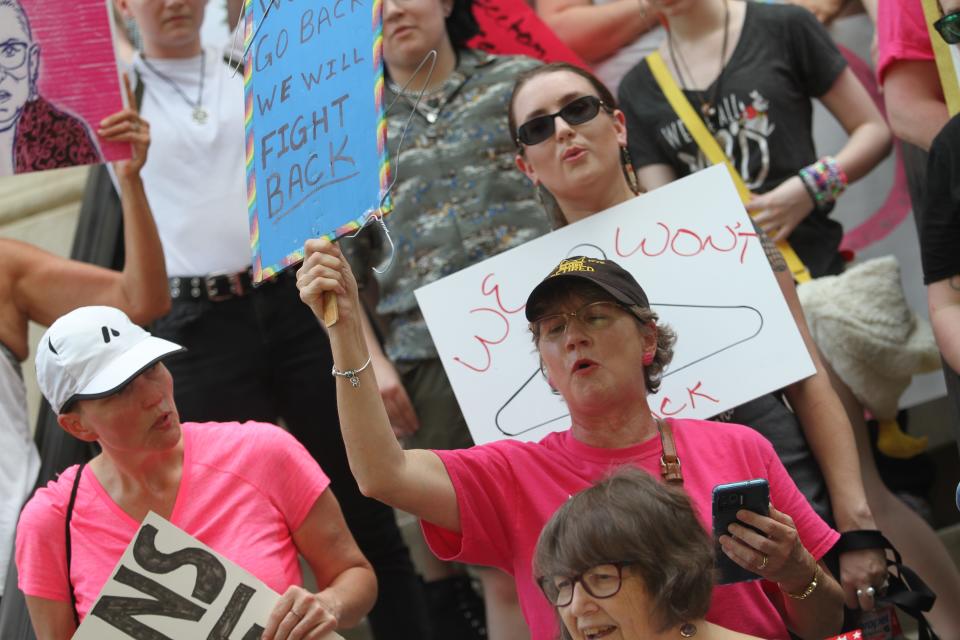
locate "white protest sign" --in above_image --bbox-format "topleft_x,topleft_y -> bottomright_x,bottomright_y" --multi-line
73,512 -> 343,640
415,165 -> 816,445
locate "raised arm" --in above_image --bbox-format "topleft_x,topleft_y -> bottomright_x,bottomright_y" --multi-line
537,0 -> 660,63
297,238 -> 461,532
12,76 -> 169,327
263,489 -> 377,638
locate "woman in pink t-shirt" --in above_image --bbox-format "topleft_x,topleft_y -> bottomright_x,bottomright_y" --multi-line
15,306 -> 376,640
298,240 -> 844,639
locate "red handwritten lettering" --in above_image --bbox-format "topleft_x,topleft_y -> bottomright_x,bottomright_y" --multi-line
452,307 -> 510,373
686,381 -> 719,409
615,220 -> 756,263
615,223 -> 670,258
737,228 -> 758,264
703,222 -> 739,253
659,396 -> 687,416
481,273 -> 525,314
670,228 -> 704,257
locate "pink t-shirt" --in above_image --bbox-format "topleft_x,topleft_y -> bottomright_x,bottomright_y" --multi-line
877,0 -> 935,83
16,421 -> 329,620
422,418 -> 838,640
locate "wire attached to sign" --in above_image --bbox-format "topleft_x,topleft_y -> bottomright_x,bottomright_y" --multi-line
344,49 -> 439,275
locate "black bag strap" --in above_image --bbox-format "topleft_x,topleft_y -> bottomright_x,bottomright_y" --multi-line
65,463 -> 86,628
836,529 -> 939,640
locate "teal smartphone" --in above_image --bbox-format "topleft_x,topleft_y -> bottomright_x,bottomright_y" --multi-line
712,479 -> 770,585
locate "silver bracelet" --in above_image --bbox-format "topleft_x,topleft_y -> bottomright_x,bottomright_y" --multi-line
332,356 -> 372,388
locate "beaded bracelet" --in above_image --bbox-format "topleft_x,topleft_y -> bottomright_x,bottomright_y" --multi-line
798,156 -> 847,213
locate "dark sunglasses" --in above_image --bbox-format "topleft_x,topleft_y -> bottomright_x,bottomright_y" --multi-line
516,95 -> 609,147
934,11 -> 960,44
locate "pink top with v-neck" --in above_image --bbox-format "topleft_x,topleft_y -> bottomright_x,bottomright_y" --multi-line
16,421 -> 328,620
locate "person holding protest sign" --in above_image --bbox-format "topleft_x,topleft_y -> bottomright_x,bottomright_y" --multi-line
0,75 -> 167,605
297,240 -> 845,640
506,62 -> 892,619
110,0 -> 430,635
343,0 -> 552,636
15,306 -> 377,639
534,467 -> 763,640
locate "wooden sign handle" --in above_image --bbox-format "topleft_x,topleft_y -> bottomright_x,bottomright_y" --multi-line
322,291 -> 339,326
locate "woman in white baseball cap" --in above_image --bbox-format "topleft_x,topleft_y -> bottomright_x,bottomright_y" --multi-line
0,77 -> 167,609
15,306 -> 377,640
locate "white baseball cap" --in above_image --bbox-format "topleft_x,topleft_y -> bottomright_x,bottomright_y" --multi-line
36,306 -> 184,413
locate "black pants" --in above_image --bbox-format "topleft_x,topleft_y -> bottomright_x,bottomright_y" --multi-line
152,274 -> 430,639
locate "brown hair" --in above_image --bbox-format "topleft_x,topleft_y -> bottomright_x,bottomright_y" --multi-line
507,62 -> 617,149
528,280 -> 676,394
534,467 -> 714,635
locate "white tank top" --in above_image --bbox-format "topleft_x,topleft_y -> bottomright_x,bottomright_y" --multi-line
0,340 -> 40,597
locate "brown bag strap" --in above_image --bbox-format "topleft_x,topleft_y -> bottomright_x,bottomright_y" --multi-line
657,418 -> 683,485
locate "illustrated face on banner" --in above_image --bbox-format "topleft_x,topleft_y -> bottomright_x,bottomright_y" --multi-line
1,0 -> 129,175
116,0 -> 207,55
0,2 -> 38,132
382,0 -> 453,70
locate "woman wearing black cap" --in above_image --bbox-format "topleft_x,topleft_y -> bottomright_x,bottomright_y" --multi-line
297,240 -> 844,640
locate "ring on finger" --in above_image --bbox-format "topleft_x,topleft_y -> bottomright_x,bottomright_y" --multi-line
865,586 -> 876,598
288,609 -> 303,619
757,554 -> 768,571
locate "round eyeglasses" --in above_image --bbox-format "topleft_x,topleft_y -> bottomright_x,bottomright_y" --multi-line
538,563 -> 628,607
516,95 -> 609,147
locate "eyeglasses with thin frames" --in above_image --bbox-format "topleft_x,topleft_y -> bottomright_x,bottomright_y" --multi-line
531,301 -> 631,344
0,40 -> 29,72
538,563 -> 629,607
516,95 -> 610,147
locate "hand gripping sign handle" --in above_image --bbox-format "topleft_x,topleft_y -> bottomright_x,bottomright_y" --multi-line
322,291 -> 339,326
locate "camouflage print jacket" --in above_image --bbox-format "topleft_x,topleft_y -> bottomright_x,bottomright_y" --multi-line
345,49 -> 552,362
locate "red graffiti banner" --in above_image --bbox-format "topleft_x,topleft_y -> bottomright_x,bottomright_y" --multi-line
468,0 -> 588,67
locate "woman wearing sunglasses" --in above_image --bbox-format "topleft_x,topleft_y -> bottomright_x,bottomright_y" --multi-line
534,467 -> 762,640
297,236 -> 844,639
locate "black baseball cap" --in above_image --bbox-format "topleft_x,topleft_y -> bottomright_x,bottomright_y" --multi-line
525,257 -> 650,321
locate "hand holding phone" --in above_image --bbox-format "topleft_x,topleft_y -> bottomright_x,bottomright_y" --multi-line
712,479 -> 769,585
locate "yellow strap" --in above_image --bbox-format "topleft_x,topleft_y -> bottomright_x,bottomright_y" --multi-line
646,51 -> 812,283
920,0 -> 960,117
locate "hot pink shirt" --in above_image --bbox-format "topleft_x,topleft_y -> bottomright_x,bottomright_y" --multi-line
16,421 -> 328,620
422,418 -> 838,640
877,0 -> 935,83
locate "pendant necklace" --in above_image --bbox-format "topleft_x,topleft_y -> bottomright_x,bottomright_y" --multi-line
141,50 -> 208,125
387,77 -> 446,124
667,0 -> 730,128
